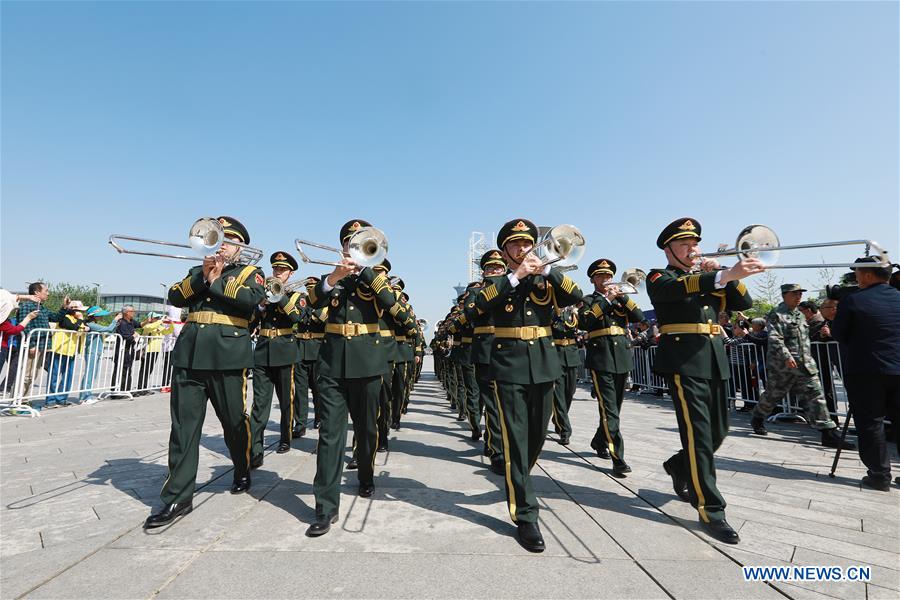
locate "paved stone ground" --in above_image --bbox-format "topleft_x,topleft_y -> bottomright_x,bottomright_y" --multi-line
1,357 -> 897,599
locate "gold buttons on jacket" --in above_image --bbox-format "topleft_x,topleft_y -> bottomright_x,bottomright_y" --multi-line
526,310 -> 532,316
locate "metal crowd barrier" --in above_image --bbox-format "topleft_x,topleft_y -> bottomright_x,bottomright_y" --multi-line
0,328 -> 174,418
628,341 -> 849,423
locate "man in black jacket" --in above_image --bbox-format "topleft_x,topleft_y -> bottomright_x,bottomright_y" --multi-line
831,258 -> 900,491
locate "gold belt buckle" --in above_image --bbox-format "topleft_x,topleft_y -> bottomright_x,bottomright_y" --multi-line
519,327 -> 537,341
193,312 -> 213,325
710,324 -> 721,335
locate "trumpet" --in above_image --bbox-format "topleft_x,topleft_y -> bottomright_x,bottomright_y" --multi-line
690,224 -> 891,270
607,268 -> 647,295
523,224 -> 586,267
295,227 -> 388,268
109,217 -> 264,265
265,277 -> 285,303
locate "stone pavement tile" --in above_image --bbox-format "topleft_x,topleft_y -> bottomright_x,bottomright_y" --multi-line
712,530 -> 796,563
792,547 -> 900,593
868,582 -> 900,599
724,491 -> 863,531
23,548 -> 198,599
862,517 -> 900,537
739,522 -> 898,570
157,551 -> 667,599
639,558 -> 785,600
808,498 -> 899,523
0,535 -> 115,599
764,482 -> 898,516
567,492 -> 725,561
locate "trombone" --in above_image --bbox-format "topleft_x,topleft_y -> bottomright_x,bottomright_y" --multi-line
524,224 -> 586,267
109,218 -> 263,265
295,227 -> 388,268
609,268 -> 646,295
692,224 -> 891,270
266,279 -> 309,304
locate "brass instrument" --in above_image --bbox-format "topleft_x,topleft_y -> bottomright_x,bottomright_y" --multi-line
691,225 -> 890,270
295,227 -> 388,268
109,217 -> 264,265
523,224 -> 586,267
608,268 -> 646,295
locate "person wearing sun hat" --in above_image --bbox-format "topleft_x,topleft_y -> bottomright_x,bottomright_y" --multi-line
578,258 -> 645,476
77,305 -> 122,404
145,216 -> 266,529
45,300 -> 91,408
647,216 -> 762,544
472,218 -> 584,552
135,312 -> 176,396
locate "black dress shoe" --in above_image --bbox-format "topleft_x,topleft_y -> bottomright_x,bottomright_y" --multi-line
471,428 -> 482,442
455,415 -> 466,422
516,522 -> 545,552
663,462 -> 691,502
612,459 -> 632,476
700,519 -> 740,544
249,454 -> 264,470
313,420 -> 321,430
490,455 -> 506,476
590,439 -> 611,459
291,426 -> 306,438
751,416 -> 768,436
391,421 -> 400,430
144,502 -> 193,529
359,484 -> 375,498
558,435 -> 570,446
401,408 -> 408,415
821,428 -> 855,450
861,475 -> 890,492
276,442 -> 291,454
483,444 -> 491,457
347,457 -> 358,470
377,443 -> 388,453
305,513 -> 338,537
230,476 -> 251,494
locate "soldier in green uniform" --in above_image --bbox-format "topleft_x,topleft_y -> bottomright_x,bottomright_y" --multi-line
400,292 -> 421,413
293,276 -> 326,434
579,259 -> 645,476
473,218 -> 583,552
370,260 -> 398,450
551,304 -> 582,447
750,284 -> 855,449
647,217 -> 762,544
391,283 -> 416,428
455,250 -> 507,473
145,216 -> 265,528
449,284 -> 483,438
248,252 -> 303,467
305,219 -> 415,537
447,297 -> 471,422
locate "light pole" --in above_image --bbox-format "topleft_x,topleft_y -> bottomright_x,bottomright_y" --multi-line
160,283 -> 168,315
92,282 -> 102,306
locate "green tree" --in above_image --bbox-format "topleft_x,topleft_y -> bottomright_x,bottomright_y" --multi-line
753,270 -> 782,306
35,281 -> 101,312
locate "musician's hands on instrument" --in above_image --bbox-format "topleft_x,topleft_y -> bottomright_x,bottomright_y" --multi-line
514,253 -> 543,280
698,258 -> 721,272
326,257 -> 359,287
204,255 -> 225,284
721,257 -> 765,283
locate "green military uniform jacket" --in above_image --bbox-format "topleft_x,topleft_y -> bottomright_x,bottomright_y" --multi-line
579,292 -> 644,374
251,291 -> 303,367
552,310 -> 583,368
450,286 -> 480,366
309,267 -> 414,379
460,281 -> 495,367
168,263 -> 266,370
646,267 -> 753,379
473,267 -> 583,385
296,305 -> 327,361
394,299 -> 417,363
765,302 -> 818,375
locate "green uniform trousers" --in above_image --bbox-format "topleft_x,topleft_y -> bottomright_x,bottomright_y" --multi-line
313,373 -> 381,518
590,370 -> 627,460
454,362 -> 468,419
250,364 -> 295,456
552,366 -> 577,440
403,360 -> 415,412
494,380 -> 554,524
292,359 -> 319,429
161,367 -> 251,505
663,373 -> 729,523
391,361 -> 408,424
462,364 -> 481,433
476,363 -> 503,458
446,360 -> 459,409
378,364 -> 394,442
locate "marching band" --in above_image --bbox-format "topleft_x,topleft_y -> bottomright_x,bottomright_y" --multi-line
111,214 -> 893,551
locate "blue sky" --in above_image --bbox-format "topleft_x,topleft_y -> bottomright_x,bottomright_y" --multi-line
2,1 -> 897,326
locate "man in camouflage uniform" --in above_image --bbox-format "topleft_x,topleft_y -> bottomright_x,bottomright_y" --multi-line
750,284 -> 855,449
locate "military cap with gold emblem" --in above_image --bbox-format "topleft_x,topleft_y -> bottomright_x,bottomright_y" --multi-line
392,277 -> 405,291
497,218 -> 538,249
480,248 -> 506,270
339,219 -> 372,243
217,216 -> 250,244
656,217 -> 702,249
373,258 -> 391,274
400,292 -> 410,302
587,258 -> 617,277
270,251 -> 299,271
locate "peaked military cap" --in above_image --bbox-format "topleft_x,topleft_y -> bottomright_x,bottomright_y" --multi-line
340,219 -> 372,243
400,292 -> 410,302
304,276 -> 320,288
781,283 -> 807,294
392,277 -> 405,290
480,248 -> 506,270
270,251 -> 299,271
588,258 -> 617,277
656,217 -> 702,249
497,218 -> 538,249
217,216 -> 250,244
373,258 -> 392,273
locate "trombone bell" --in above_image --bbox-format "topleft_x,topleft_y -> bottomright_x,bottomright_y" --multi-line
295,227 -> 389,268
616,268 -> 647,295
532,224 -> 586,267
109,217 -> 263,264
265,277 -> 285,303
